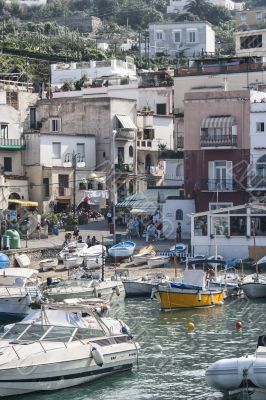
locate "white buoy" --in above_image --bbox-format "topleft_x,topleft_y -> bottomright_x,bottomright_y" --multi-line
198,291 -> 202,302
91,346 -> 105,367
153,344 -> 163,353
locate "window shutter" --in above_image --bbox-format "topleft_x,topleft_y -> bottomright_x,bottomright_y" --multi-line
226,161 -> 233,190
208,161 -> 215,190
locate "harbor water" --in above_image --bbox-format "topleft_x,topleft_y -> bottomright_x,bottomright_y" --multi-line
11,296 -> 266,400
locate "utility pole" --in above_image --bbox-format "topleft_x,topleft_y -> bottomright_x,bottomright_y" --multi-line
138,31 -> 142,67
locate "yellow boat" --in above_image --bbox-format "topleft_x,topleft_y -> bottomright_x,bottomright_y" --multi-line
155,270 -> 224,310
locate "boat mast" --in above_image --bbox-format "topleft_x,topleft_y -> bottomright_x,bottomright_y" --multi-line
101,236 -> 105,281
252,220 -> 259,280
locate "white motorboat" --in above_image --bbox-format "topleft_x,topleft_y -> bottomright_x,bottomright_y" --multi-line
58,242 -> 88,261
147,255 -> 170,268
63,256 -> 84,269
44,278 -> 125,304
0,268 -> 42,319
241,273 -> 266,299
108,241 -> 136,259
133,245 -> 156,265
39,258 -> 59,272
0,305 -> 139,397
122,272 -> 169,297
82,245 -> 106,269
206,335 -> 266,399
14,254 -> 31,268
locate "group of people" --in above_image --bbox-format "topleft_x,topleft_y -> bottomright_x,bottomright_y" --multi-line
86,235 -> 99,247
145,221 -> 163,243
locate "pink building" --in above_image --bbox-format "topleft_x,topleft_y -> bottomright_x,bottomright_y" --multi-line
183,90 -> 256,212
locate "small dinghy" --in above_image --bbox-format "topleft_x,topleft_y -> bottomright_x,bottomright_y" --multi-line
108,241 -> 136,259
39,258 -> 58,272
147,255 -> 170,268
133,245 -> 156,265
63,256 -> 83,269
241,273 -> 266,299
122,271 -> 169,297
206,335 -> 266,399
82,245 -> 106,269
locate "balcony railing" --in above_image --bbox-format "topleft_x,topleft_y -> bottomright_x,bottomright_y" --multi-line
0,138 -> 26,150
116,129 -> 135,140
198,179 -> 243,191
176,136 -> 184,149
115,163 -> 134,173
174,62 -> 266,77
55,187 -> 71,198
200,135 -> 237,148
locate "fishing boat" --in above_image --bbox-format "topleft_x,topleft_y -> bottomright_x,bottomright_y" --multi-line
63,256 -> 84,269
154,269 -> 224,310
241,273 -> 266,299
39,258 -> 59,272
108,241 -> 136,259
133,244 -> 156,265
14,254 -> 31,268
0,304 -> 139,397
147,255 -> 170,268
0,268 -> 42,319
120,270 -> 169,297
206,335 -> 266,399
43,278 -> 125,304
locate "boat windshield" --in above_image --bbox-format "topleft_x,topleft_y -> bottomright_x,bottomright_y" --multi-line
56,280 -> 93,288
2,323 -> 105,343
0,276 -> 26,288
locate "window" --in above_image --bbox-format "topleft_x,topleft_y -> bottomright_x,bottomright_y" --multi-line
240,34 -> 262,49
173,31 -> 181,43
194,215 -> 208,236
187,30 -> 197,43
176,209 -> 183,220
240,13 -> 247,21
0,124 -> 8,139
156,31 -> 163,40
251,216 -> 266,236
30,108 -> 36,130
98,183 -> 103,190
230,216 -> 247,236
156,103 -> 166,115
4,157 -> 12,172
43,178 -> 50,197
129,145 -> 134,158
118,147 -> 125,164
256,12 -> 262,20
208,160 -> 233,191
212,216 -> 229,236
52,142 -> 61,159
256,122 -> 265,132
103,151 -> 106,158
77,143 -> 85,158
209,203 -> 232,211
50,118 -> 61,132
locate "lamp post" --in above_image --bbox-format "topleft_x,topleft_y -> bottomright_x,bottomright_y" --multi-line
112,130 -> 117,242
63,151 -> 85,215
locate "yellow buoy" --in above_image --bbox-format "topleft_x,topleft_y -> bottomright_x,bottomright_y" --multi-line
187,322 -> 195,331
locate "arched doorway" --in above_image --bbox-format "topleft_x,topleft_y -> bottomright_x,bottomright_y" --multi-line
9,193 -> 20,200
145,154 -> 152,173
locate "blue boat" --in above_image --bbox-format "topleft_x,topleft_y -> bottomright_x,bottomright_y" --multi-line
108,241 -> 136,259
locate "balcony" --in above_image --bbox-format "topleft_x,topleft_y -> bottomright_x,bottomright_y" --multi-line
55,187 -> 71,198
174,62 -> 266,77
200,135 -> 237,148
199,179 -> 243,192
137,140 -> 158,151
116,129 -> 135,141
115,163 -> 134,173
176,136 -> 184,149
0,138 -> 26,150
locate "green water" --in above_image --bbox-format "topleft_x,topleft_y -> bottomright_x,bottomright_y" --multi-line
13,297 -> 266,400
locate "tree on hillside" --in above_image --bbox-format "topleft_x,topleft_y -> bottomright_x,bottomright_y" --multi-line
206,5 -> 231,25
244,0 -> 265,8
184,0 -> 211,20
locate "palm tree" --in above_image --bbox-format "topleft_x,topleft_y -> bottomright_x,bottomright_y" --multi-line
184,0 -> 211,20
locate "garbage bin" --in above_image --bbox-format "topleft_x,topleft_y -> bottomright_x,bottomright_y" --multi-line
0,253 -> 10,269
115,233 -> 122,244
5,229 -> 21,249
109,223 -> 114,234
2,235 -> 10,250
53,225 -> 59,236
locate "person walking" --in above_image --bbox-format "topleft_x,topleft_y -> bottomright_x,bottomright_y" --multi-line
73,225 -> 79,240
36,222 -> 41,240
176,222 -> 182,242
107,210 -> 112,225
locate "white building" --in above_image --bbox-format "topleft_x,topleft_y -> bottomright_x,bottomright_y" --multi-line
248,99 -> 266,197
149,22 -> 215,58
167,0 -> 244,13
6,0 -> 47,5
0,87 -> 39,210
191,204 -> 266,259
51,59 -> 137,88
163,198 -> 195,239
235,29 -> 266,58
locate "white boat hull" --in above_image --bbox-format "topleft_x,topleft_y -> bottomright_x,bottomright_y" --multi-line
242,282 -> 266,299
64,258 -> 83,269
0,287 -> 40,319
40,259 -> 58,272
108,249 -> 134,258
147,256 -> 170,268
123,281 -> 155,297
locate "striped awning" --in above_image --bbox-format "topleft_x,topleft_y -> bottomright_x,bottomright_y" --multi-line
116,114 -> 137,130
201,116 -> 235,129
8,199 -> 38,207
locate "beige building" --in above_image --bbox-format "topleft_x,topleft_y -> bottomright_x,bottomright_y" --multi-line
235,9 -> 266,29
235,28 -> 266,57
0,84 -> 38,210
24,96 -> 137,211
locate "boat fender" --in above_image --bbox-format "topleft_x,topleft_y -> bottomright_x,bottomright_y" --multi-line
113,286 -> 120,296
151,287 -> 156,300
198,291 -> 202,302
210,292 -> 214,304
91,346 -> 104,367
93,287 -> 98,297
26,292 -> 32,305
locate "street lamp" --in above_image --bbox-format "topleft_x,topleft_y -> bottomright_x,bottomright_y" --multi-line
112,130 -> 117,242
63,151 -> 85,215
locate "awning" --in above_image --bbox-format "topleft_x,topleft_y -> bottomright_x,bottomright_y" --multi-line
116,114 -> 137,130
131,207 -> 158,215
8,199 -> 38,207
201,116 -> 235,129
